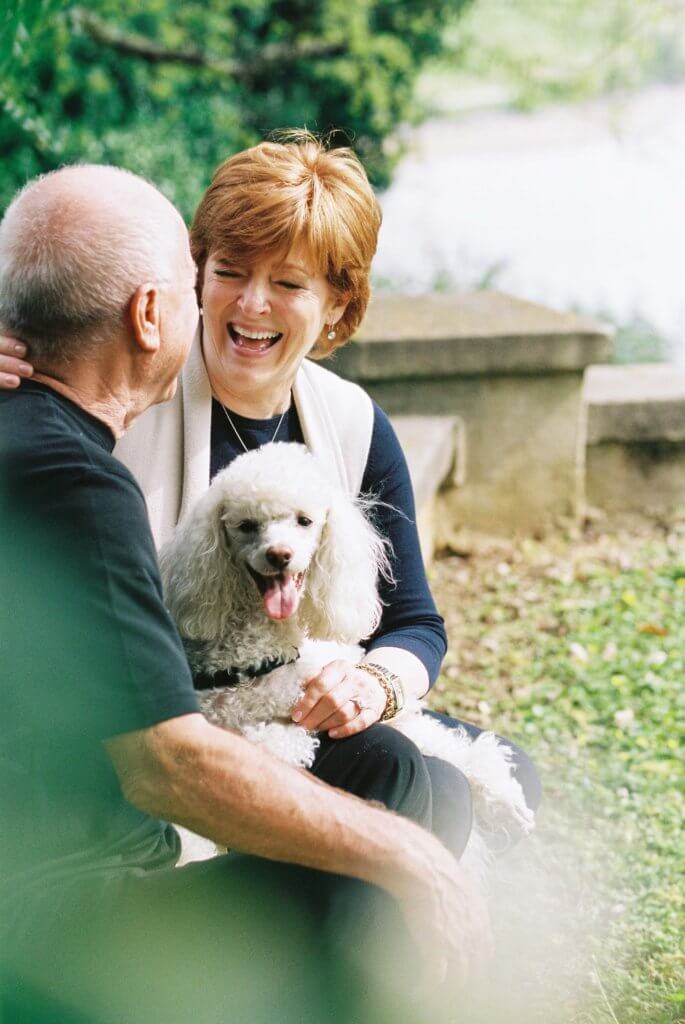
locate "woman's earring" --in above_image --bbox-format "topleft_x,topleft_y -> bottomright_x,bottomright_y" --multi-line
327,326 -> 336,341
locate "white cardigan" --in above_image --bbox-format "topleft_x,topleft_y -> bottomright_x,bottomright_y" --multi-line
114,332 -> 375,549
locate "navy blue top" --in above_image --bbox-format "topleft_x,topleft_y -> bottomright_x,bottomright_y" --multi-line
210,398 -> 447,685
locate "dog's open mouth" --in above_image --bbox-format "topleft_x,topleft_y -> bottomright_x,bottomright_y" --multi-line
247,567 -> 306,621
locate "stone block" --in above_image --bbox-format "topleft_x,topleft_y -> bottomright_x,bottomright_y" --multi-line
587,442 -> 685,515
390,415 -> 463,564
585,364 -> 685,513
328,291 -> 613,533
585,364 -> 685,443
331,291 -> 612,380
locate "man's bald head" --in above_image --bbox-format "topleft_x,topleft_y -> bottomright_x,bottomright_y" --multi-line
0,165 -> 190,363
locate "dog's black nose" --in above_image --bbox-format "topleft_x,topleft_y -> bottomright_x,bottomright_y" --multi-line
266,546 -> 293,569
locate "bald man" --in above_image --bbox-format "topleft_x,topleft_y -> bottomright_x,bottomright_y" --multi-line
0,167 -> 487,1024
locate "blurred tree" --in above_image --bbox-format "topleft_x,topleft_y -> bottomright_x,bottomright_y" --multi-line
0,0 -> 472,218
419,0 -> 685,115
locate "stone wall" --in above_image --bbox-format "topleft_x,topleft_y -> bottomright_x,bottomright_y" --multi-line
326,291 -> 613,534
584,365 -> 685,515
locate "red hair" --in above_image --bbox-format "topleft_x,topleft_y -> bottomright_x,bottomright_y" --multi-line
190,132 -> 382,356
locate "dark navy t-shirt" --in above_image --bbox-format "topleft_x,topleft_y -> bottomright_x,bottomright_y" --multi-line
0,381 -> 199,918
210,399 -> 447,683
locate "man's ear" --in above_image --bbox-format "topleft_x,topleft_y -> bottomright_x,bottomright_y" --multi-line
129,283 -> 161,353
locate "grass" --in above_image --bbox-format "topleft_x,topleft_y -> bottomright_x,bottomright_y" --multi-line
428,516 -> 685,1024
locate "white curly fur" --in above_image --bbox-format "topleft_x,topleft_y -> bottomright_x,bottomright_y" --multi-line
159,443 -> 534,874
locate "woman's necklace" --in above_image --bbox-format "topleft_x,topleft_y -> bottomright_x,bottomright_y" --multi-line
219,401 -> 288,454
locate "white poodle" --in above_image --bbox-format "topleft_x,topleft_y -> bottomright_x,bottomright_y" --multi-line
160,443 -> 534,875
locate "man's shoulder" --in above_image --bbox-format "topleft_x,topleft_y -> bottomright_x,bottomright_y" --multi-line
1,385 -> 139,486
0,386 -> 148,534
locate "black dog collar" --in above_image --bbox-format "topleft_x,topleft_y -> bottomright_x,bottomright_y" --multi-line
190,652 -> 300,692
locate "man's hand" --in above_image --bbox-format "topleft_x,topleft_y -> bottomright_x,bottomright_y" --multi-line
292,659 -> 388,738
107,713 -> 492,987
0,335 -> 33,388
389,831 -> 493,988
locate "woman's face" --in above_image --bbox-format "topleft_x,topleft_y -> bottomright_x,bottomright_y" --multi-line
200,243 -> 347,408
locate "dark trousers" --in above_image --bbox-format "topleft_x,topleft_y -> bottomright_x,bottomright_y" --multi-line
3,717 -> 541,1024
3,854 -> 402,1024
310,709 -> 542,858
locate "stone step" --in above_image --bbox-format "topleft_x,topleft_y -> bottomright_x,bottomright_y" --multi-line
390,415 -> 464,564
584,364 -> 685,514
585,363 -> 685,443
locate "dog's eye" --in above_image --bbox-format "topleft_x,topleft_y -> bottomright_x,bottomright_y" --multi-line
238,519 -> 259,534
297,515 -> 313,528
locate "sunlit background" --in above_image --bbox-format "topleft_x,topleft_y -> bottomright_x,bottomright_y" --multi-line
374,1 -> 685,364
1,3 -> 684,1023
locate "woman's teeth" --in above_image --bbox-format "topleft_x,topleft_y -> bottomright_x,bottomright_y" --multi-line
229,323 -> 282,352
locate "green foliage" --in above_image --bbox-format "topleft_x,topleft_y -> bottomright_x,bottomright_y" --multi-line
431,524 -> 685,1023
611,316 -> 674,365
0,0 -> 472,219
418,0 -> 685,115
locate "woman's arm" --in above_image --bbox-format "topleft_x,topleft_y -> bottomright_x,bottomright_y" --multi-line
0,335 -> 33,387
361,403 -> 448,684
293,403 -> 447,737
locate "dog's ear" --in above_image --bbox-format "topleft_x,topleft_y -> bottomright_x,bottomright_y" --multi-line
159,495 -> 242,639
299,493 -> 392,643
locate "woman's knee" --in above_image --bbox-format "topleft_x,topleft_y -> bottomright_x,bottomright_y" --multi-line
313,724 -> 432,827
421,708 -> 542,813
423,757 -> 473,858
357,724 -> 432,812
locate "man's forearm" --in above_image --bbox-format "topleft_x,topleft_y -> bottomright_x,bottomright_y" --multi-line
108,714 -> 431,897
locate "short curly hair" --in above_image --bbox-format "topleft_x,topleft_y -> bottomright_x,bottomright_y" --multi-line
190,132 -> 382,357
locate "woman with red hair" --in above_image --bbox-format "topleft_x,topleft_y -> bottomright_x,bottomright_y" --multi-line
0,133 -> 541,857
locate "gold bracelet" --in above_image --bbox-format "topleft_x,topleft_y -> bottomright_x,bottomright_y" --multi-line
356,662 -> 403,721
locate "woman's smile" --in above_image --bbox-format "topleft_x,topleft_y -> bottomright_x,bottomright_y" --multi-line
201,245 -> 347,416
228,322 -> 283,356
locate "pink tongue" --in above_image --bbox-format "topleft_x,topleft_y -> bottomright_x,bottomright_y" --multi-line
263,576 -> 300,620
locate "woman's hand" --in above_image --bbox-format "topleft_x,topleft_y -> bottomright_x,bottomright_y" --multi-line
0,336 -> 33,388
292,660 -> 388,739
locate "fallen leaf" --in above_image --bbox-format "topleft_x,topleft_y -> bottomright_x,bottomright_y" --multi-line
637,623 -> 669,636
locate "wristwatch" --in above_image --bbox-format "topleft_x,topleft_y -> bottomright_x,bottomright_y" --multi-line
357,662 -> 406,721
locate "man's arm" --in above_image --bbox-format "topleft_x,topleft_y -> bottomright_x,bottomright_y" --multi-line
105,713 -> 490,982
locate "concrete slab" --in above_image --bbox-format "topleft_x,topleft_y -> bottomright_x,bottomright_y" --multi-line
390,416 -> 462,509
587,442 -> 685,515
325,290 -> 613,533
585,364 -> 685,443
330,291 -> 613,380
390,415 -> 462,564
